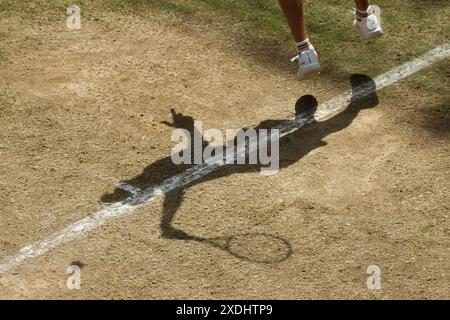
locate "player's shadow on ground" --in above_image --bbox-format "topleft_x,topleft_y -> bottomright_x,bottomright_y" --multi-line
101,74 -> 379,264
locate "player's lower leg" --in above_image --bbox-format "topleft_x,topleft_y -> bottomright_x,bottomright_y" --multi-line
278,0 -> 321,80
355,0 -> 370,12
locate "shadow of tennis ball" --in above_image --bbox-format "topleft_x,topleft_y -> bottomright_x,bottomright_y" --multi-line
208,233 -> 292,264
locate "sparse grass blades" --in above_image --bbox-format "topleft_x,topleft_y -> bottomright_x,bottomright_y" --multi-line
0,0 -> 448,84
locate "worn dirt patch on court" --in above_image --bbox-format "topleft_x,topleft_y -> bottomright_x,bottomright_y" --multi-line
0,11 -> 448,299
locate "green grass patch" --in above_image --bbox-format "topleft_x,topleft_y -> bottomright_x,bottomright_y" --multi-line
1,0 -> 449,84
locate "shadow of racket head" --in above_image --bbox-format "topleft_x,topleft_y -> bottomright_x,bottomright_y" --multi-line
202,233 -> 293,264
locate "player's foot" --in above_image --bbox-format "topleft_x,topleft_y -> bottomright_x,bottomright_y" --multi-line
353,5 -> 384,40
297,47 -> 321,80
294,39 -> 321,80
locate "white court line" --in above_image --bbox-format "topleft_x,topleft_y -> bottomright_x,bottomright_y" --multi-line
0,43 -> 449,273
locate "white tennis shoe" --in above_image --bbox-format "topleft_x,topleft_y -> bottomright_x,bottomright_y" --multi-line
353,5 -> 384,39
294,46 -> 321,80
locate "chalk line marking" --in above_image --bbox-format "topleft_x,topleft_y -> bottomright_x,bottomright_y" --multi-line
0,43 -> 449,273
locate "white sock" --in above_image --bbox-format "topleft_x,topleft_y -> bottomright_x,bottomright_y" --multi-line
296,38 -> 313,52
355,5 -> 373,19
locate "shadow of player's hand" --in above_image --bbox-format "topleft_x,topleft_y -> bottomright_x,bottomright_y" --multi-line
161,109 -> 194,129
